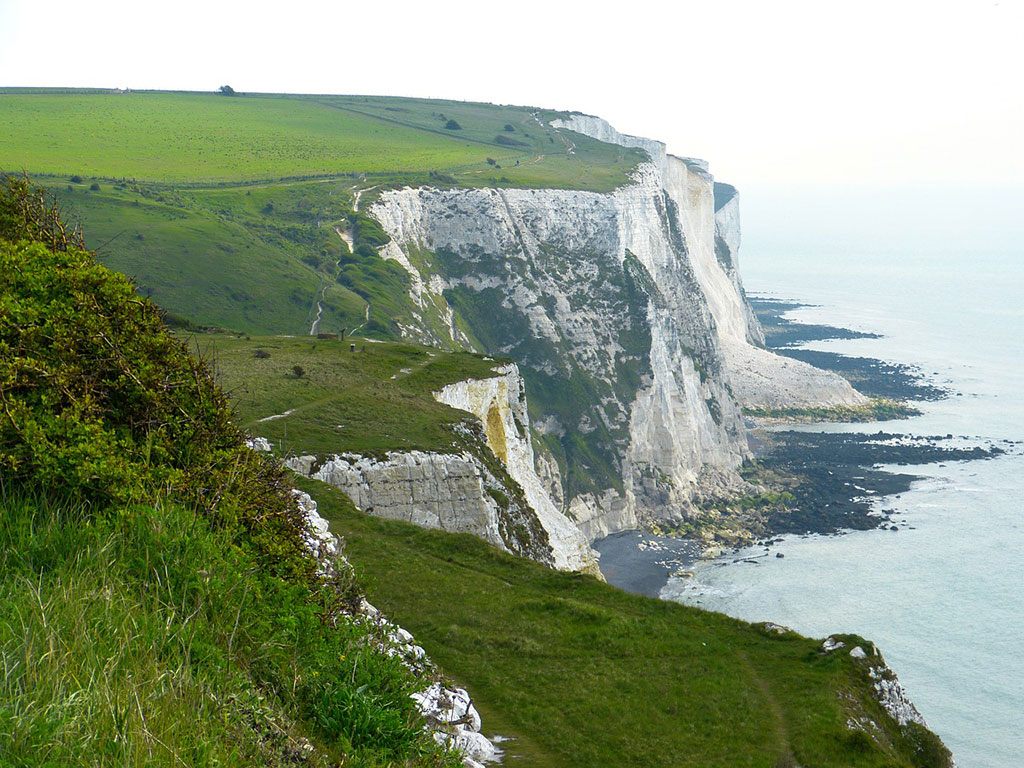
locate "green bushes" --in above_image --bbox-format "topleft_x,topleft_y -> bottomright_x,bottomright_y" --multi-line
0,176 -> 460,767
0,176 -> 310,575
0,489 -> 457,767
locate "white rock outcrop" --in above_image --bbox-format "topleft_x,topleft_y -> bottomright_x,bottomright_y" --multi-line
433,362 -> 600,574
292,490 -> 501,767
286,446 -> 556,567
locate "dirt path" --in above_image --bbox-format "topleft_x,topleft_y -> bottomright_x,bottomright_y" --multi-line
353,185 -> 376,211
349,302 -> 371,336
334,225 -> 354,251
308,283 -> 328,335
737,651 -> 796,765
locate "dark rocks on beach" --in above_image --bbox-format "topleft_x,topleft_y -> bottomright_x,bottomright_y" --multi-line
748,295 -> 948,402
753,430 -> 1004,536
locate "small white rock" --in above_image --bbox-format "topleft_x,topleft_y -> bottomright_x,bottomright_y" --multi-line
822,637 -> 845,653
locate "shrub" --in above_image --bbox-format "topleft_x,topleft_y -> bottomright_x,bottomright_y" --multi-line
444,119 -> 461,130
0,175 -> 308,576
292,365 -> 306,378
70,174 -> 83,184
89,182 -> 100,191
254,348 -> 271,359
504,124 -> 515,132
494,134 -> 526,147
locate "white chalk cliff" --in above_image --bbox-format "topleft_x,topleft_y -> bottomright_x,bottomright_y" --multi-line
433,363 -> 599,574
366,114 -> 862,543
285,361 -> 601,576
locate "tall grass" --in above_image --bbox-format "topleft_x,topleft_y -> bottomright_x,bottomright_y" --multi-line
0,488 -> 459,767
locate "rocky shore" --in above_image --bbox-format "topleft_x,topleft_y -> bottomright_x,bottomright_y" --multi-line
596,296 -> 1009,595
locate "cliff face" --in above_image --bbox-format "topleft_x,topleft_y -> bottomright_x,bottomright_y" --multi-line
433,363 -> 600,574
367,115 -> 863,540
285,363 -> 601,576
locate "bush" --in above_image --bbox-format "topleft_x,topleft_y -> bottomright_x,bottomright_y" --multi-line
494,134 -> 526,147
254,348 -> 271,359
504,124 -> 515,132
0,175 -> 308,576
89,182 -> 100,191
292,365 -> 306,378
444,119 -> 461,130
69,174 -> 83,184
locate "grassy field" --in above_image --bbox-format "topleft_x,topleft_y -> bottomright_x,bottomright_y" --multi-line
199,333 -> 507,457
1,90 -> 644,192
0,91 -> 496,183
45,180 -> 367,334
302,478 -> 949,768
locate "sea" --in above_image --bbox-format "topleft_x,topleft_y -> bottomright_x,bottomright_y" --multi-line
665,185 -> 1024,768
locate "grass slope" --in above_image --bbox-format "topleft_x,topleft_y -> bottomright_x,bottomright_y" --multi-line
0,491 -> 456,768
303,479 -> 950,768
200,333 -> 506,457
48,181 -> 366,335
1,90 -> 643,192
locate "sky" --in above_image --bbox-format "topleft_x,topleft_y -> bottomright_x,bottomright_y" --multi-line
1,0 -> 1022,188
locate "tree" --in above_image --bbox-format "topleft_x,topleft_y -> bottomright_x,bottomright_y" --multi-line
219,85 -> 236,96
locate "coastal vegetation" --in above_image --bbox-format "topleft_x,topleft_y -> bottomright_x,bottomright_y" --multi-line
742,398 -> 923,424
302,477 -> 952,768
0,178 -> 460,767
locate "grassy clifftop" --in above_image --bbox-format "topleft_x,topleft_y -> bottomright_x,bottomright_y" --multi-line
0,89 -> 645,336
0,90 -> 643,192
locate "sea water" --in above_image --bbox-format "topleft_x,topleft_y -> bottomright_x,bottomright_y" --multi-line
664,186 -> 1024,767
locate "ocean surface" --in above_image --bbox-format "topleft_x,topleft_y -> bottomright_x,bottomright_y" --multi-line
664,186 -> 1024,768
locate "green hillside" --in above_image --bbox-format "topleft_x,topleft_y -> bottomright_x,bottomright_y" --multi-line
197,333 -> 507,457
302,478 -> 951,768
0,90 -> 642,191
0,88 -> 644,335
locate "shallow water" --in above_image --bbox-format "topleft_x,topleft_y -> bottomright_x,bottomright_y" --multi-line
666,187 -> 1024,768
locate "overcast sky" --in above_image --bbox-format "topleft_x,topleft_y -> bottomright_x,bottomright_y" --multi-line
2,0 -> 1021,188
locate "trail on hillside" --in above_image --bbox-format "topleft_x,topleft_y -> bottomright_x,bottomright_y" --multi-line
308,283 -> 327,335
736,651 -> 795,765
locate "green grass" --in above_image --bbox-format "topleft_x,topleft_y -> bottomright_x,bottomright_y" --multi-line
1,90 -> 644,192
300,478 -> 951,768
199,333 -> 508,457
0,92 -> 499,183
0,489 -> 460,768
43,180 -> 367,335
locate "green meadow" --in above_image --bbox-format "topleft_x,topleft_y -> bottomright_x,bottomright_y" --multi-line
198,333 -> 505,457
0,90 -> 643,191
300,478 -> 950,768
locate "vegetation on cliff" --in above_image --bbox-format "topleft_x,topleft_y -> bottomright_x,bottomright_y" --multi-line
0,177 -> 460,767
300,477 -> 953,768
